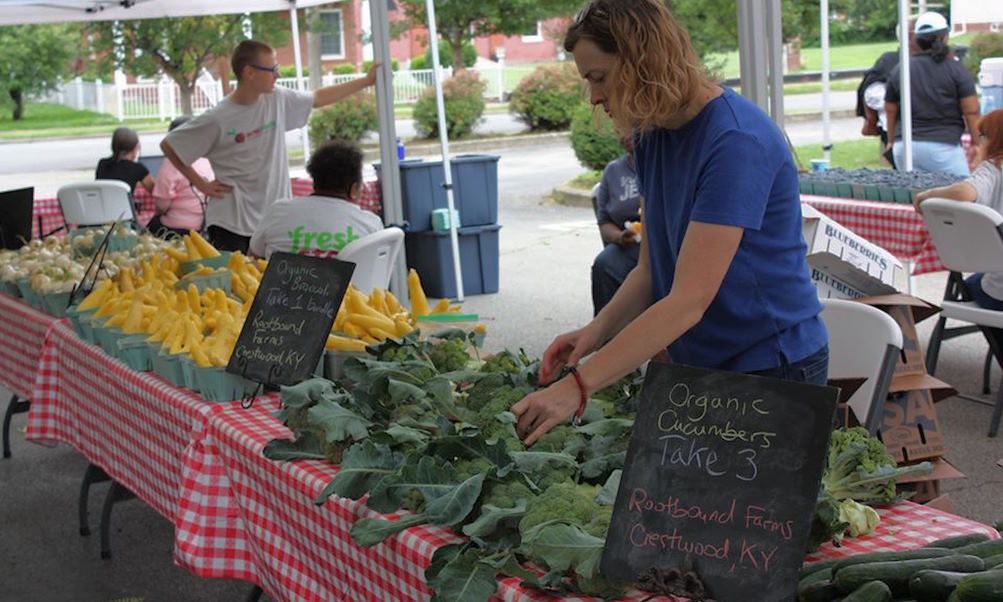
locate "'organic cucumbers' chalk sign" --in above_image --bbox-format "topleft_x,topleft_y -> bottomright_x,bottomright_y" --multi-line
227,252 -> 354,386
601,363 -> 838,602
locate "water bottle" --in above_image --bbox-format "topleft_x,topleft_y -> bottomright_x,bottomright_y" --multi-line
396,138 -> 405,161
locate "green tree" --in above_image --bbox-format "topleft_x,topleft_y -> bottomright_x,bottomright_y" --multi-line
395,0 -> 581,70
88,13 -> 289,116
0,24 -> 77,120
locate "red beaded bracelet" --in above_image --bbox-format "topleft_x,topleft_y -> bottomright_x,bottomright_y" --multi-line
568,365 -> 588,425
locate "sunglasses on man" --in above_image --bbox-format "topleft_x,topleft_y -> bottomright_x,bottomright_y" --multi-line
250,63 -> 281,76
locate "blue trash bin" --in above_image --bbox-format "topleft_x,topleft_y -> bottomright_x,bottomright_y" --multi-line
375,154 -> 500,231
404,224 -> 501,298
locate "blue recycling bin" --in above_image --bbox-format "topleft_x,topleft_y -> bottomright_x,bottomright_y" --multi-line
981,86 -> 1003,115
375,154 -> 500,231
404,224 -> 501,298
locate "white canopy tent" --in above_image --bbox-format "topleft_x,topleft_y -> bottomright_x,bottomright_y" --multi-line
0,0 -> 417,296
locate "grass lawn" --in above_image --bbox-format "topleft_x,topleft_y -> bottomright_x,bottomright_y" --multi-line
0,101 -> 165,140
792,137 -> 888,171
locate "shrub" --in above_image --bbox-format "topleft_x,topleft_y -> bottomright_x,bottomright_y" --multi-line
424,39 -> 478,69
278,65 -> 308,78
510,63 -> 587,131
363,58 -> 399,72
569,103 -> 622,172
409,54 -> 429,70
308,92 -> 379,146
413,71 -> 486,139
331,64 -> 357,75
964,33 -> 1003,81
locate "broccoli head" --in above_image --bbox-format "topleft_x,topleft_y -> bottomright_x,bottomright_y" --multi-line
519,482 -> 603,536
453,457 -> 494,482
480,351 -> 522,375
378,345 -> 411,363
483,479 -> 535,509
472,385 -> 531,430
532,425 -> 586,457
401,488 -> 425,512
427,339 -> 473,373
575,573 -> 629,599
828,427 -> 895,472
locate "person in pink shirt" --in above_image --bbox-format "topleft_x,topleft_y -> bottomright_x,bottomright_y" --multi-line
147,116 -> 215,238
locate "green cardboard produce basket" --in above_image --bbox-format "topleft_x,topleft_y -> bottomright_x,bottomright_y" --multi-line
40,290 -> 73,317
16,279 -> 41,309
107,232 -> 138,254
180,253 -> 232,275
95,325 -> 124,357
194,366 -> 258,402
116,334 -> 152,372
1,279 -> 20,298
79,313 -> 102,345
323,349 -> 368,381
65,305 -> 96,339
180,355 -> 199,391
152,350 -> 185,387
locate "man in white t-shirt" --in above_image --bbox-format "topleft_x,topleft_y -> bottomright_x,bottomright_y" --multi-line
160,39 -> 380,253
249,140 -> 384,259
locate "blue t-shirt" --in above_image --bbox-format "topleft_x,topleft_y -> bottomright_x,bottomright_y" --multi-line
635,87 -> 826,372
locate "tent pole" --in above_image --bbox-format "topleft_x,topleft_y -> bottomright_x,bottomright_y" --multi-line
425,0 -> 464,302
289,7 -> 311,164
369,0 -> 406,298
821,0 -> 831,162
898,0 -> 913,171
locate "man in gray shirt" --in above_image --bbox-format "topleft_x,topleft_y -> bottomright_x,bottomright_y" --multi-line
160,39 -> 379,252
592,138 -> 641,315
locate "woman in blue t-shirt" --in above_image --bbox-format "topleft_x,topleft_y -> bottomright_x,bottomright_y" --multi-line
512,0 -> 829,445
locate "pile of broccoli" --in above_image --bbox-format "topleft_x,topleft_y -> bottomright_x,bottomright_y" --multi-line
266,335 -> 641,602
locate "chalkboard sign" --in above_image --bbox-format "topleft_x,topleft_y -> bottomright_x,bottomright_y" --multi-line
601,363 -> 839,602
227,252 -> 354,387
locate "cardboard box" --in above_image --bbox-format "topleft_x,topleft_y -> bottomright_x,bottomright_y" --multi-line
802,205 -> 907,297
879,389 -> 947,463
811,268 -> 869,300
857,294 -> 942,378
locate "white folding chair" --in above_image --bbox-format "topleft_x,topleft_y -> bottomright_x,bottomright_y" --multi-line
337,227 -> 404,294
820,298 -> 903,434
57,181 -> 136,230
922,198 -> 1003,436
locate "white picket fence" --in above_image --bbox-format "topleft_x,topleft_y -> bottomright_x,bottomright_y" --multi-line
38,65 -> 516,121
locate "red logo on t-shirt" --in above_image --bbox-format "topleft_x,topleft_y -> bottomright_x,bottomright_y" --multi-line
298,248 -> 339,259
235,132 -> 246,143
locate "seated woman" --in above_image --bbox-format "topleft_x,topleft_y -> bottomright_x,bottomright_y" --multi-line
249,140 -> 383,259
915,109 -> 1003,341
591,136 -> 641,315
95,126 -> 155,194
147,117 -> 214,239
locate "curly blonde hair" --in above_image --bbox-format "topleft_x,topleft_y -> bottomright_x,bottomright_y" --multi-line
564,0 -> 712,135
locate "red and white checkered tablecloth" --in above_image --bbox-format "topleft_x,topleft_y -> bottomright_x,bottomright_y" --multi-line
182,402 -> 998,602
0,293 -> 62,399
24,319 -> 248,523
32,178 -> 381,238
802,195 -> 946,275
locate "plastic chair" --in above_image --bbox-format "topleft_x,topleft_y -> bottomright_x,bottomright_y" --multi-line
337,227 -> 404,294
922,198 -> 1003,436
57,181 -> 137,229
820,298 -> 903,434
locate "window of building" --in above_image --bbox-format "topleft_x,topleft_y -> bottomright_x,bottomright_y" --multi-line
320,9 -> 345,59
521,21 -> 543,43
992,22 -> 1001,33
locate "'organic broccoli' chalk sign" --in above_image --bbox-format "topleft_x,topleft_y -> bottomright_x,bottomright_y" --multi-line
227,252 -> 354,387
602,363 -> 838,601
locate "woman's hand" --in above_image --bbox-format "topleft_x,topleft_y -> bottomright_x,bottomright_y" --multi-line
511,376 -> 581,446
616,228 -> 637,248
538,323 -> 604,385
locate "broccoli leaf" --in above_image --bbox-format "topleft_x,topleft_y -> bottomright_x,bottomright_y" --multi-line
279,377 -> 339,408
350,512 -> 429,547
315,440 -> 402,503
427,435 -> 514,476
596,470 -> 621,505
388,378 -> 426,405
427,549 -> 499,602
366,455 -> 460,513
425,542 -> 465,582
510,451 -> 578,473
462,500 -> 528,538
579,451 -> 627,480
575,418 -> 634,438
382,423 -> 431,446
307,398 -> 372,444
424,473 -> 487,526
262,431 -> 327,461
520,522 -> 605,579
